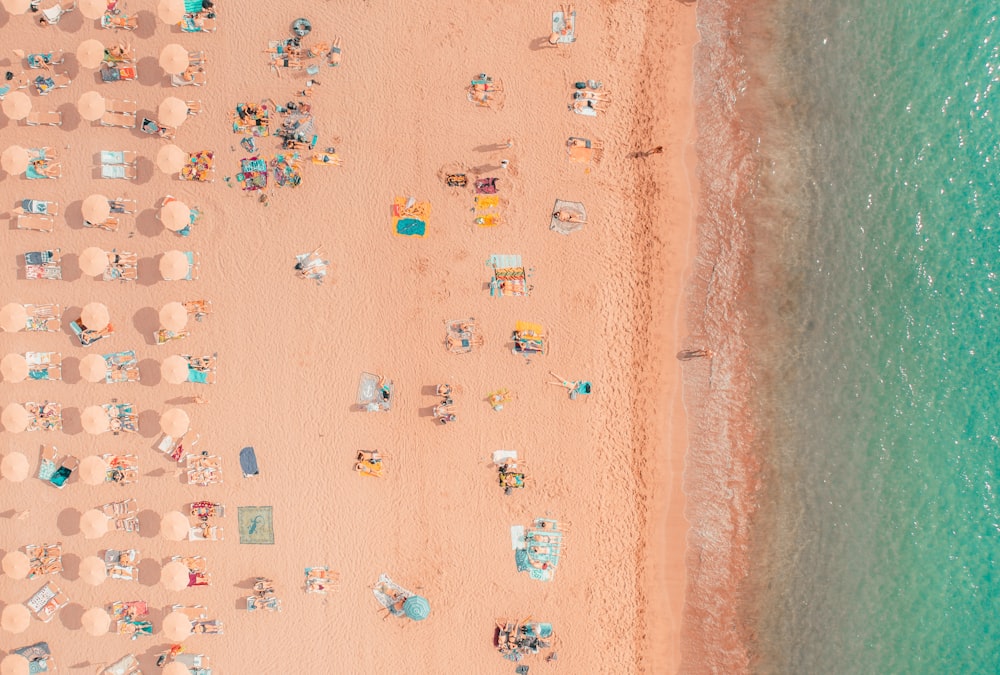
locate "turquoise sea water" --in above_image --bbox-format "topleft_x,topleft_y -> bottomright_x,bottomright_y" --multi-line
687,1 -> 1000,672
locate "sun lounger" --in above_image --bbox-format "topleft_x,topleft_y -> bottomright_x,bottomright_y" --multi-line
48,456 -> 77,489
171,69 -> 207,87
25,159 -> 61,180
26,402 -> 62,432
247,595 -> 281,612
24,250 -> 62,281
70,318 -> 114,346
25,542 -> 63,578
188,524 -> 222,541
101,13 -> 138,30
105,99 -> 138,115
101,164 -> 137,180
26,582 -> 69,623
36,445 -> 57,482
110,197 -> 137,214
13,213 -> 55,233
102,499 -> 137,519
25,304 -> 61,332
25,110 -> 62,126
182,13 -> 217,33
100,111 -> 136,129
101,653 -> 141,675
101,150 -> 137,165
173,653 -> 211,671
113,515 -> 140,533
32,72 -> 70,95
24,352 -> 62,381
24,51 -> 64,69
40,1 -> 75,25
16,199 -> 59,216
100,64 -> 137,82
305,566 -> 338,594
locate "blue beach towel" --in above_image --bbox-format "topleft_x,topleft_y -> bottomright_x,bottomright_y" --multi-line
396,218 -> 426,237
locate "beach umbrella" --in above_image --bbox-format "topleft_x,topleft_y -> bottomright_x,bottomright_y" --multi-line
82,196 -> 111,225
157,0 -> 185,24
162,663 -> 191,675
1,404 -> 30,433
81,405 -> 110,435
81,607 -> 111,636
79,246 -> 110,276
1,604 -> 30,634
161,200 -> 191,232
159,44 -> 189,75
156,144 -> 187,175
2,92 -> 31,121
160,407 -> 189,436
0,0 -> 30,15
77,91 -> 106,121
159,97 -> 188,127
80,455 -> 109,486
159,302 -> 188,332
162,610 -> 192,641
81,302 -> 110,331
0,354 -> 28,383
159,250 -> 190,281
1,551 -> 29,579
1,146 -> 30,176
0,655 -> 29,675
161,355 -> 189,385
76,40 -> 106,69
0,452 -> 29,482
79,0 -> 108,19
81,509 -> 109,539
0,304 -> 26,333
79,555 -> 108,585
161,510 -> 190,541
161,561 -> 190,591
79,353 -> 108,383
403,595 -> 431,621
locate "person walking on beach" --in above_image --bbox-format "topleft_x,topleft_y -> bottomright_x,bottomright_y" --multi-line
637,146 -> 663,158
676,348 -> 712,361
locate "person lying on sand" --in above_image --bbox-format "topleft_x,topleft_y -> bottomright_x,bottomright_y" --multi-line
552,210 -> 585,224
328,36 -> 343,66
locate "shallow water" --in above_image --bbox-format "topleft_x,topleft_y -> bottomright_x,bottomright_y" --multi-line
685,1 -> 1000,672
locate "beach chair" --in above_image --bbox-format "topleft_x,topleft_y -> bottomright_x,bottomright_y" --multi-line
25,159 -> 61,180
24,51 -> 64,68
174,251 -> 201,281
39,1 -> 76,25
171,69 -> 207,87
49,456 -> 78,488
24,250 -> 62,281
105,98 -> 138,115
114,515 -> 140,534
26,582 -> 69,623
25,304 -> 62,332
102,498 -> 137,519
140,117 -> 175,139
304,567 -> 338,594
37,445 -> 58,482
32,72 -> 71,95
172,654 -> 211,672
25,110 -> 62,126
26,402 -> 62,432
101,654 -> 141,675
16,198 -> 59,216
100,111 -> 136,129
247,595 -> 281,612
99,64 -> 138,82
102,150 -> 137,165
25,543 -> 63,578
12,642 -> 54,673
101,164 -> 137,180
13,213 -> 55,233
26,352 -> 62,381
182,12 -> 217,33
188,524 -> 222,541
101,13 -> 138,30
70,318 -> 114,346
110,197 -> 137,214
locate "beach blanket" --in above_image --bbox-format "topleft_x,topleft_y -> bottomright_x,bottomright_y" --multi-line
552,10 -> 577,43
392,197 -> 430,237
237,506 -> 274,545
550,199 -> 587,235
240,446 -> 259,477
475,177 -> 498,194
371,573 -> 412,617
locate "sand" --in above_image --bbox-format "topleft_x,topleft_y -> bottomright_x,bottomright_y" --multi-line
0,1 -> 698,673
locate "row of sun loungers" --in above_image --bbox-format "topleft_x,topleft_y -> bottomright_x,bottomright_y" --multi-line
104,548 -> 139,581
24,543 -> 62,578
187,453 -> 223,486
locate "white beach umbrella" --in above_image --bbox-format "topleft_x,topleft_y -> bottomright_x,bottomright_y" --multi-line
81,302 -> 110,331
161,510 -> 190,541
0,452 -> 29,482
161,561 -> 190,591
159,97 -> 188,127
160,408 -> 189,437
157,144 -> 188,174
81,607 -> 111,636
1,551 -> 29,579
159,44 -> 189,75
0,604 -> 30,634
159,302 -> 188,332
76,40 -> 106,70
80,455 -> 110,486
79,555 -> 108,585
161,610 -> 192,641
161,200 -> 191,232
82,196 -> 111,225
0,353 -> 28,383
2,92 -> 31,121
161,355 -> 190,384
79,354 -> 108,383
1,146 -> 30,176
80,509 -> 109,539
1,0 -> 31,15
1,404 -> 30,433
81,405 -> 110,435
157,0 -> 185,24
159,250 -> 190,281
79,246 -> 110,277
79,0 -> 108,20
0,655 -> 28,675
0,304 -> 26,333
77,91 -> 106,121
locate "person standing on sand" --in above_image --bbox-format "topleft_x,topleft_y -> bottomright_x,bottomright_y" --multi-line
676,348 -> 712,360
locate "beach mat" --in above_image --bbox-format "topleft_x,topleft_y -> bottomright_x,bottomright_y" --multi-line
237,505 -> 274,545
550,199 -> 586,235
552,10 -> 577,43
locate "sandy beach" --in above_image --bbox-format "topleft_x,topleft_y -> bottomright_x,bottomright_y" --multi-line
0,1 -> 698,673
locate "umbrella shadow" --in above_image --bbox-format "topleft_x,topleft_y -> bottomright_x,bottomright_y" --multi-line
62,357 -> 81,384
56,101 -> 81,131
59,602 -> 84,631
61,55 -> 80,79
133,307 -> 158,342
60,307 -> 79,345
137,256 -> 158,286
57,507 -> 81,536
136,56 -> 160,86
63,198 -> 84,230
135,207 -> 160,237
61,406 -> 82,435
135,156 -> 153,185
138,556 -> 160,585
53,11 -> 84,34
138,358 -> 161,385
60,253 -> 83,282
134,10 -> 156,40
60,552 -> 81,580
137,511 -> 161,541
137,409 -> 159,438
